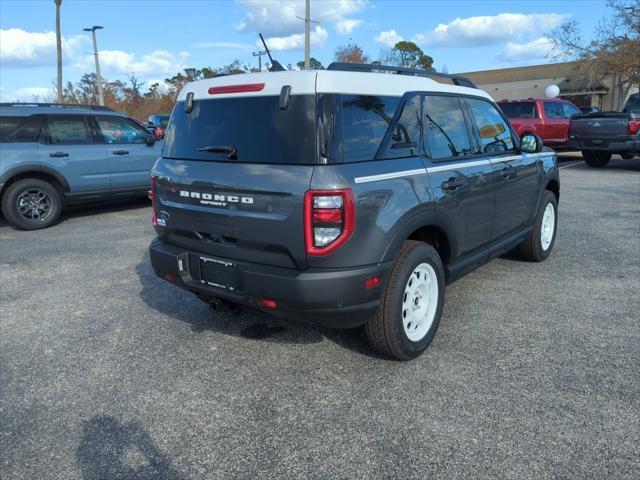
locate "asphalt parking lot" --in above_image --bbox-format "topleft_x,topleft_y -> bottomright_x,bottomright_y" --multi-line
1,155 -> 639,479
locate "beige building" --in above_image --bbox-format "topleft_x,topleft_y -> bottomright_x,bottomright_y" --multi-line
458,62 -> 638,111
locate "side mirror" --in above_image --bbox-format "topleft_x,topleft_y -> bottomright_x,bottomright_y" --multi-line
146,134 -> 156,146
521,133 -> 543,153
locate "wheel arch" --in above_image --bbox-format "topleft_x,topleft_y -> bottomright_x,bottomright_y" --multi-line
0,165 -> 69,199
382,208 -> 453,267
545,178 -> 560,203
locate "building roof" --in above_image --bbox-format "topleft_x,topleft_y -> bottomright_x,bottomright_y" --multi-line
456,62 -> 582,84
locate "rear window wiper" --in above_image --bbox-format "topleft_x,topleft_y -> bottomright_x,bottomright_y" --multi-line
197,145 -> 237,159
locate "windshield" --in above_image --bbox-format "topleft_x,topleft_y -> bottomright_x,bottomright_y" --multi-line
499,102 -> 537,119
623,93 -> 640,113
163,95 -> 316,164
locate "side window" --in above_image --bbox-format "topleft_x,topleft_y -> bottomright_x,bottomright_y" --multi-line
467,98 -> 514,154
43,116 -> 92,145
96,116 -> 149,144
379,94 -> 421,159
0,117 -> 23,142
423,95 -> 472,159
341,95 -> 401,162
561,103 -> 581,118
543,102 -> 563,119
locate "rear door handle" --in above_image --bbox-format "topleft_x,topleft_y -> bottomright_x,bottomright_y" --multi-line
49,152 -> 69,158
112,149 -> 129,155
499,166 -> 517,180
442,177 -> 465,190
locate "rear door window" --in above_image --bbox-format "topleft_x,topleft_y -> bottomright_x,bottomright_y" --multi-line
467,98 -> 514,154
423,95 -> 472,159
43,116 -> 92,144
378,94 -> 422,159
96,116 -> 149,144
340,95 -> 401,162
543,102 -> 564,119
164,95 -> 316,164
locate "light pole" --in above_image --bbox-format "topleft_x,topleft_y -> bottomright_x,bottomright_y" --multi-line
83,25 -> 104,106
253,50 -> 266,71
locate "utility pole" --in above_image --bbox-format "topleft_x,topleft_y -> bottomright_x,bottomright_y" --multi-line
304,0 -> 310,69
55,0 -> 63,103
83,25 -> 104,106
252,50 -> 267,71
296,0 -> 318,69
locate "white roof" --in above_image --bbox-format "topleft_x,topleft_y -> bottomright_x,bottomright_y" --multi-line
177,70 -> 492,101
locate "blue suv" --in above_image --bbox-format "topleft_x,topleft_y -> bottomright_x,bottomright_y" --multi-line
0,103 -> 162,229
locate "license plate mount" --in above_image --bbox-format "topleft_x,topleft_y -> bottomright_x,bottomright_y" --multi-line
198,256 -> 236,291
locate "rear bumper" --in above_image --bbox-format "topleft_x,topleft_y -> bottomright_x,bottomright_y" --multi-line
149,239 -> 392,329
568,137 -> 639,152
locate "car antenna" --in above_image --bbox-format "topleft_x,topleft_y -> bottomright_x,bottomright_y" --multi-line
259,33 -> 285,72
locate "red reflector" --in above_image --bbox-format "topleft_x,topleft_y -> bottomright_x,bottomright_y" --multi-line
365,275 -> 381,289
259,298 -> 277,309
164,273 -> 176,282
208,83 -> 265,95
629,120 -> 640,135
312,208 -> 342,223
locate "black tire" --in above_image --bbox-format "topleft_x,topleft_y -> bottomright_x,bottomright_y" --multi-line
582,150 -> 611,167
514,190 -> 558,262
365,240 -> 445,361
1,178 -> 62,230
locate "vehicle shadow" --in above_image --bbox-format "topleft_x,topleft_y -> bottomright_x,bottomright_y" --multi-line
76,415 -> 184,480
134,253 -> 378,358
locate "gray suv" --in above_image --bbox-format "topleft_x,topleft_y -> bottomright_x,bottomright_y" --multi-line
0,103 -> 162,229
149,64 -> 560,360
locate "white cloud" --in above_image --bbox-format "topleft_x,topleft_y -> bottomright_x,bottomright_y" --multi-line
0,28 -> 88,68
74,49 -> 189,78
0,86 -> 53,102
335,19 -> 362,34
193,42 -> 254,50
412,13 -> 569,48
236,0 -> 366,36
259,26 -> 329,51
375,29 -> 404,48
498,37 -> 554,63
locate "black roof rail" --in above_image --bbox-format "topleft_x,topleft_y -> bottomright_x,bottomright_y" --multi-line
0,103 -> 115,111
326,62 -> 478,89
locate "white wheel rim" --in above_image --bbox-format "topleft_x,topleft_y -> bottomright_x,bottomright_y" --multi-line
402,263 -> 439,342
540,202 -> 556,251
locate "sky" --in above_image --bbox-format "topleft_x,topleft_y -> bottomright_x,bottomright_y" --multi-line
0,0 -> 610,102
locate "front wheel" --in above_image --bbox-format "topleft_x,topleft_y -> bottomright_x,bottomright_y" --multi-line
365,241 -> 445,361
582,150 -> 611,167
1,178 -> 62,230
514,190 -> 558,262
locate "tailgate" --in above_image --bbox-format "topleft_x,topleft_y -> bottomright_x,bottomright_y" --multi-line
153,159 -> 313,269
570,113 -> 630,138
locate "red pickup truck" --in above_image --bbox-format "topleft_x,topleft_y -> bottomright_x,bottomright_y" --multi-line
498,98 -> 582,148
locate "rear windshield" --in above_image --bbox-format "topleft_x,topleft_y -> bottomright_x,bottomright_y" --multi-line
158,116 -> 169,127
163,95 -> 316,164
623,94 -> 640,113
499,102 -> 537,119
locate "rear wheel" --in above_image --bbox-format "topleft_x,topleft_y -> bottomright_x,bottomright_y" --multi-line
365,241 -> 445,361
514,190 -> 558,262
1,178 -> 62,230
582,150 -> 611,167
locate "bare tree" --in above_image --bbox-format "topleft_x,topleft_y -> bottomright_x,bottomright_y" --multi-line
548,0 -> 639,109
55,0 -> 63,103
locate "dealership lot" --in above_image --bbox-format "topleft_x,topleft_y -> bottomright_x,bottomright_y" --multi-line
1,156 -> 639,479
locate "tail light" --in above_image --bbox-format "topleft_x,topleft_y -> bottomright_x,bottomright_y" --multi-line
150,175 -> 157,226
628,119 -> 640,135
304,189 -> 355,256
154,127 -> 165,139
